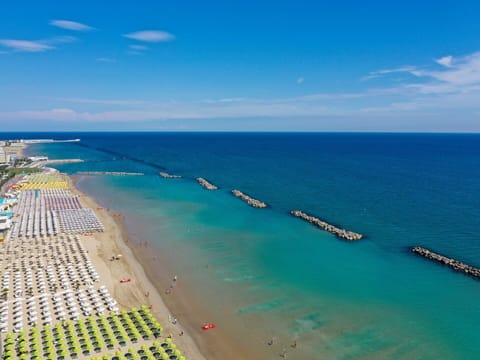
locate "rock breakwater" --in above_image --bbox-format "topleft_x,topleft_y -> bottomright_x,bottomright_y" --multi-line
159,172 -> 182,179
196,177 -> 218,190
231,189 -> 267,208
412,246 -> 480,279
290,210 -> 363,240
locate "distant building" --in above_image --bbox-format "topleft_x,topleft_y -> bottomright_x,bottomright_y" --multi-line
0,148 -> 10,164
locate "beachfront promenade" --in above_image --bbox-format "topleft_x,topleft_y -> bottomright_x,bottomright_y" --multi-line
0,172 -> 188,360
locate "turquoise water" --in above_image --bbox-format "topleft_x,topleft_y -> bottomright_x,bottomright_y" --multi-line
22,132 -> 480,359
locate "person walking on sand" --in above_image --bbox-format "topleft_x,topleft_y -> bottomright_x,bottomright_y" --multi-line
267,337 -> 275,346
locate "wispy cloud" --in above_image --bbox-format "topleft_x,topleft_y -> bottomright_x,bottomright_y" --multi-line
0,36 -> 76,53
0,39 -> 53,52
123,30 -> 174,43
127,44 -> 148,56
0,89 -> 398,123
0,83 -> 479,132
54,97 -> 145,105
362,66 -> 417,80
50,20 -> 94,32
365,51 -> 480,97
297,77 -> 304,84
412,52 -> 480,86
2,50 -> 479,131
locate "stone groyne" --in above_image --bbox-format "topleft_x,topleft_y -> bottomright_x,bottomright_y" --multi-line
290,210 -> 363,241
231,189 -> 267,208
77,171 -> 144,176
159,172 -> 182,179
196,177 -> 218,190
412,246 -> 480,279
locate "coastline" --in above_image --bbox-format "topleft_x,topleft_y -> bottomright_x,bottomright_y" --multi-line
72,174 -> 267,360
21,143 -> 265,360
68,175 -> 207,360
18,133 -> 476,359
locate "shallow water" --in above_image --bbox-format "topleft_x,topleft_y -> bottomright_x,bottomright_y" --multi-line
21,132 -> 480,359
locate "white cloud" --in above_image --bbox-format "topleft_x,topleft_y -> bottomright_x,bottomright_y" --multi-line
363,66 -> 417,80
0,88 -> 413,124
50,20 -> 94,32
412,52 -> 480,86
0,39 -> 53,52
436,55 -> 453,67
1,83 -> 479,131
364,51 -> 480,100
54,97 -> 144,105
2,50 -> 480,130
0,36 -> 76,53
123,30 -> 174,43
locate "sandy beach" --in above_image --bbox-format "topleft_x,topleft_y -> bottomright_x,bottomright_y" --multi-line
68,175 -> 207,360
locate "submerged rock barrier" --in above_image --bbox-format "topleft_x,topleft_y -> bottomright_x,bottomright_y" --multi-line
77,171 -> 144,176
412,246 -> 480,279
290,210 -> 363,241
196,177 -> 218,190
231,189 -> 267,208
159,172 -> 182,179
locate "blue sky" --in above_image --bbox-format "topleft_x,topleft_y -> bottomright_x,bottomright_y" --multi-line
1,0 -> 479,131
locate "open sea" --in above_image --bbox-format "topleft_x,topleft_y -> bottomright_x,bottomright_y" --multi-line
16,132 -> 480,359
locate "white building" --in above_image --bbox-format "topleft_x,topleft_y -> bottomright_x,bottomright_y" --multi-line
0,215 -> 11,231
0,148 -> 10,164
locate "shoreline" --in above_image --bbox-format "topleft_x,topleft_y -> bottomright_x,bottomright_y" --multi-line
22,143 -> 263,359
68,175 -> 207,360
73,175 -> 266,360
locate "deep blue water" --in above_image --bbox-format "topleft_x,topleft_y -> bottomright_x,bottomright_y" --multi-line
16,132 -> 480,359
